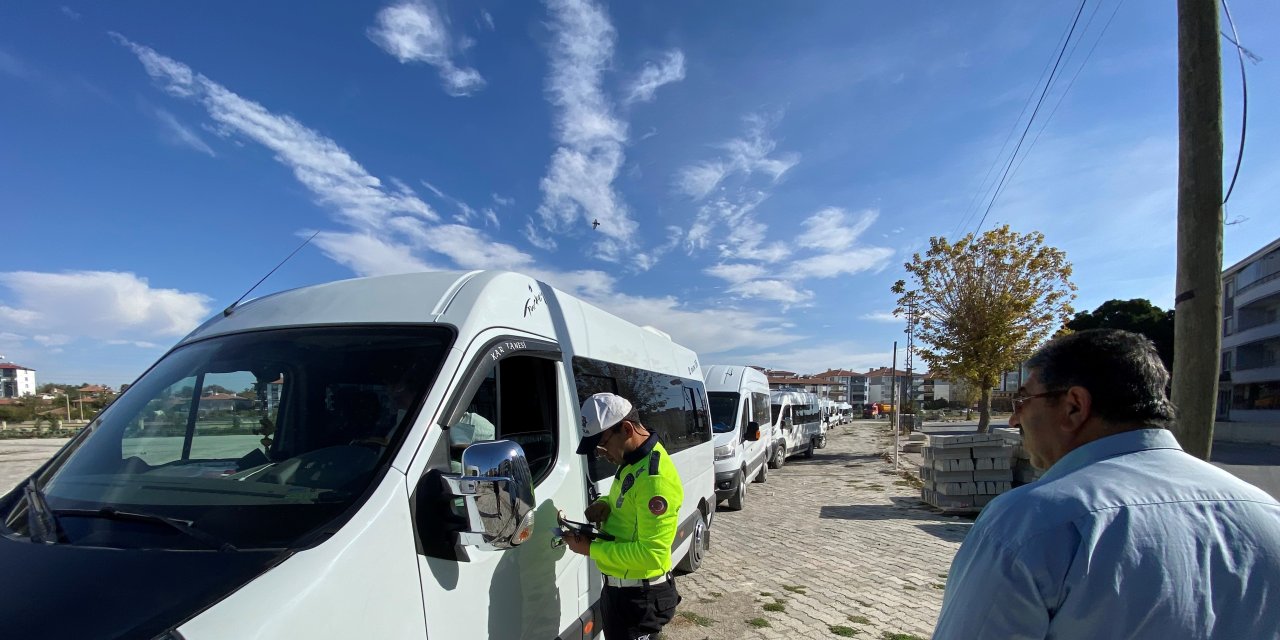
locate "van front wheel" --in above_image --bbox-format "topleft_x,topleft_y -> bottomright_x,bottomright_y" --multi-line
726,471 -> 745,511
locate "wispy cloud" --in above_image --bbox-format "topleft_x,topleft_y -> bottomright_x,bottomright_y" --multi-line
624,49 -> 685,105
152,107 -> 216,157
59,5 -> 81,20
536,0 -> 637,261
112,32 -> 809,376
0,271 -> 211,341
367,0 -> 485,97
797,207 -> 877,252
739,343 -> 895,376
676,115 -> 799,200
312,232 -> 437,277
115,34 -> 439,229
860,311 -> 901,323
480,10 -> 495,31
0,47 -> 33,80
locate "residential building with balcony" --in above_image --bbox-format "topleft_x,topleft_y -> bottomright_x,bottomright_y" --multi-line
1220,236 -> 1280,423
864,367 -> 924,405
816,369 -> 867,404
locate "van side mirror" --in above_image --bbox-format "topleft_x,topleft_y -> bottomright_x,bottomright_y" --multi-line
745,421 -> 761,441
435,440 -> 537,551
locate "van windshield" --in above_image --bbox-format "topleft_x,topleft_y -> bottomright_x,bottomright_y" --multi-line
3,326 -> 450,551
708,392 -> 739,433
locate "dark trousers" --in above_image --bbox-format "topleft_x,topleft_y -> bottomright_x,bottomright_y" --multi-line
600,579 -> 680,640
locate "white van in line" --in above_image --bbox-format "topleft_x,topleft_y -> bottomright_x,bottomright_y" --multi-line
0,270 -> 716,640
704,365 -> 772,511
769,389 -> 824,463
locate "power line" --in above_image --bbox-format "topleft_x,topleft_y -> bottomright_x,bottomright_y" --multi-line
1221,0 -> 1248,205
1006,0 -> 1126,186
972,0 -> 1089,236
951,7 -> 1080,238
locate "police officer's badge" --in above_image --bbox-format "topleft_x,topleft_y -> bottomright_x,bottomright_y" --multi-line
648,496 -> 667,516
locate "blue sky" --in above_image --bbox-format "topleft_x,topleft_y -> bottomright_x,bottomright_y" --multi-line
3,1 -> 1279,386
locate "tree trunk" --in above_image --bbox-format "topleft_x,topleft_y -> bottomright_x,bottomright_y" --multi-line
977,386 -> 992,433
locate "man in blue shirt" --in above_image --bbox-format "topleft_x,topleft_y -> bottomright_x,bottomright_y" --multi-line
934,329 -> 1280,639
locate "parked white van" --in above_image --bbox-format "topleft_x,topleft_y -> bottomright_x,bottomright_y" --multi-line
769,389 -> 824,463
704,365 -> 772,511
0,271 -> 716,640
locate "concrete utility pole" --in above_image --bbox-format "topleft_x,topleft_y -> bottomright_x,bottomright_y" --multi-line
1172,0 -> 1223,460
891,341 -> 899,471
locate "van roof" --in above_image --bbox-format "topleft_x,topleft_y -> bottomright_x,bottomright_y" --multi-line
175,270 -> 701,380
703,365 -> 768,393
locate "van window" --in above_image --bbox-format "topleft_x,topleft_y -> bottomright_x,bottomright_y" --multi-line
751,392 -> 770,427
707,392 -> 739,434
443,354 -> 559,482
572,357 -> 712,479
14,327 -> 450,551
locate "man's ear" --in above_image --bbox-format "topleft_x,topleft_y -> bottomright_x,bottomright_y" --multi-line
1062,386 -> 1093,432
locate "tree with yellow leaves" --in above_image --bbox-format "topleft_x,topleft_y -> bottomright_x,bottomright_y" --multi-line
892,225 -> 1076,432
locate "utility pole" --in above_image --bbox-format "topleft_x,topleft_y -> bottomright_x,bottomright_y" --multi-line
1173,0 -> 1223,460
904,298 -> 915,415
891,341 -> 899,471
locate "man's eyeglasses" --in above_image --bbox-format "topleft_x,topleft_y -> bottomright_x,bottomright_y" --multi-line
1011,389 -> 1066,410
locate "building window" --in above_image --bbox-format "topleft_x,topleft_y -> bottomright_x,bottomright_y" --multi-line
1232,382 -> 1280,411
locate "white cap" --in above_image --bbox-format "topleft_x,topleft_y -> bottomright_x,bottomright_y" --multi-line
577,392 -> 634,454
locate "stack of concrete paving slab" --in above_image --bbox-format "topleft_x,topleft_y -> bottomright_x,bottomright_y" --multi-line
920,433 -> 1013,511
992,427 -> 1043,486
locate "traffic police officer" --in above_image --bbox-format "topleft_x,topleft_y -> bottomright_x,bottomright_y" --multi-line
564,393 -> 683,640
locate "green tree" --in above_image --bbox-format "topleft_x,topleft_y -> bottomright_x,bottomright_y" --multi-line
892,225 -> 1076,432
1065,299 -> 1174,371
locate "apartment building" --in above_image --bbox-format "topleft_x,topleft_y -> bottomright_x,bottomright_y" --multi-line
1220,236 -> 1280,423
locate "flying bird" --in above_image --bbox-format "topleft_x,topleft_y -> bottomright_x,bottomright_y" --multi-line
592,219 -> 600,230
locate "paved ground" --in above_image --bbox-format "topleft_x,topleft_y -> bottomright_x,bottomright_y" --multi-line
1210,440 -> 1280,500
661,422 -> 966,640
0,437 -> 71,493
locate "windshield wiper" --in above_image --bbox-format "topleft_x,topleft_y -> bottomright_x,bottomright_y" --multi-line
24,480 -> 62,544
54,507 -> 239,552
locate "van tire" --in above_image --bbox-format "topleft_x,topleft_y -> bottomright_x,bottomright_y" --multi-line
726,471 -> 745,511
676,509 -> 709,573
803,437 -> 816,459
768,443 -> 785,470
753,459 -> 767,483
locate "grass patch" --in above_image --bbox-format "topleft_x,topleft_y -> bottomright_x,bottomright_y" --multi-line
677,611 -> 715,627
893,480 -> 912,486
930,583 -> 945,590
865,484 -> 885,490
831,626 -> 861,637
937,573 -> 948,579
782,584 -> 808,594
902,585 -> 917,591
897,470 -> 924,489
759,591 -> 773,597
746,618 -> 771,628
882,633 -> 926,640
763,602 -> 786,612
855,599 -> 871,607
848,615 -> 871,624
709,591 -> 723,597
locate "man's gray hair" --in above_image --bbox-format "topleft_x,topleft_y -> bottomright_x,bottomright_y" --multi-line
1027,329 -> 1177,428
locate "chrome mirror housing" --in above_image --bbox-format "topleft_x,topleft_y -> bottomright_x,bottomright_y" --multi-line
442,440 -> 536,551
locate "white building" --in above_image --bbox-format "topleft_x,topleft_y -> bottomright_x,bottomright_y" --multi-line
1220,236 -> 1280,423
0,362 -> 37,398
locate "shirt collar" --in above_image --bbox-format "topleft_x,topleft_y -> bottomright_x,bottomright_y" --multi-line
622,431 -> 659,467
1040,427 -> 1182,481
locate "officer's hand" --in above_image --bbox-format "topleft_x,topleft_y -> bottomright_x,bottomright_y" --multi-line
585,500 -> 610,524
563,531 -> 592,556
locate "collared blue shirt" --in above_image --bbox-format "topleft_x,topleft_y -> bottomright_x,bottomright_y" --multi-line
933,429 -> 1280,639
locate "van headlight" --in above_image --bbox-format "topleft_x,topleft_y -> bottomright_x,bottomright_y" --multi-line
714,443 -> 734,459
